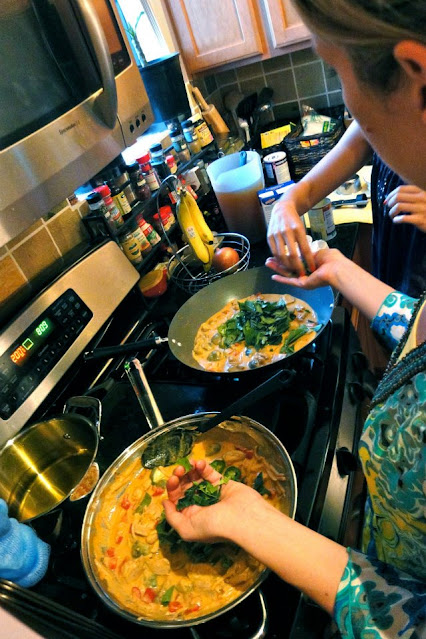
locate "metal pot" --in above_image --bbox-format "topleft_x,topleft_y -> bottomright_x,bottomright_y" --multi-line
0,396 -> 101,522
81,412 -> 297,629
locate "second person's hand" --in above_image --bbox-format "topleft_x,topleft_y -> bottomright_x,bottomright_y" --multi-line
267,199 -> 316,276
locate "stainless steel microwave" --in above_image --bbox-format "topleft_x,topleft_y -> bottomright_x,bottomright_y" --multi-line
0,0 -> 154,246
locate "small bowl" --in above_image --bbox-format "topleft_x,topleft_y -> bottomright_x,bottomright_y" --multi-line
336,174 -> 361,195
138,268 -> 168,298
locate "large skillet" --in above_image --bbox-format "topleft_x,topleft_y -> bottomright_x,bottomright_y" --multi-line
168,265 -> 335,372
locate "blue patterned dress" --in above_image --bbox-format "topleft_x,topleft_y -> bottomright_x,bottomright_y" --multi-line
334,292 -> 426,638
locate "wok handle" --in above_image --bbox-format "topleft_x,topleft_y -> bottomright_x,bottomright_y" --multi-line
125,357 -> 164,430
198,368 -> 295,433
83,337 -> 168,361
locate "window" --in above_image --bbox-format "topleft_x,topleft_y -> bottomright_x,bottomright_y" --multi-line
116,0 -> 169,64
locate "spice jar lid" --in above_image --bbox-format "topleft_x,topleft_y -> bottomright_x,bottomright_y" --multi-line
169,128 -> 181,137
149,143 -> 163,154
127,162 -> 140,175
154,205 -> 173,220
86,192 -> 103,205
166,155 -> 176,166
136,153 -> 151,165
94,184 -> 111,198
181,119 -> 193,129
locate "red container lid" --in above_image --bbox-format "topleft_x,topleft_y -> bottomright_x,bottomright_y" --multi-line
136,153 -> 151,166
94,184 -> 111,198
166,155 -> 176,166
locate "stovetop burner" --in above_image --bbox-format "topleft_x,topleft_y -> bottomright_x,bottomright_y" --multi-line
23,293 -> 364,639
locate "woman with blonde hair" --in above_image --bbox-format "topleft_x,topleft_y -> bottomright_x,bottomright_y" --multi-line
164,2 -> 426,637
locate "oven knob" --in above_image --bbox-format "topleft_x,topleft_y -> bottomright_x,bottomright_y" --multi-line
336,447 -> 358,476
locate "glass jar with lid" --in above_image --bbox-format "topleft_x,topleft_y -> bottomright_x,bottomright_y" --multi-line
127,163 -> 151,202
137,153 -> 161,193
193,117 -> 214,148
182,119 -> 202,154
94,184 -> 124,228
170,128 -> 191,163
149,143 -> 171,182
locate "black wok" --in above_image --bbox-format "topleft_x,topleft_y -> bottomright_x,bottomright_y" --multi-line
168,266 -> 335,372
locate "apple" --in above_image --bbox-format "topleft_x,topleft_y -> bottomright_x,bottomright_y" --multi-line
212,246 -> 240,273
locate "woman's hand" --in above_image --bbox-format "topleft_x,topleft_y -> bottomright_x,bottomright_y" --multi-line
385,185 -> 426,232
267,199 -> 315,276
163,460 -> 270,544
265,248 -> 347,290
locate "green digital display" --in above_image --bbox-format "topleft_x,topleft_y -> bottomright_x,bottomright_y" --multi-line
10,318 -> 55,366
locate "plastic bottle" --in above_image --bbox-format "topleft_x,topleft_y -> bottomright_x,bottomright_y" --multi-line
137,154 -> 160,193
94,184 -> 124,228
136,215 -> 161,247
110,185 -> 132,221
127,163 -> 151,202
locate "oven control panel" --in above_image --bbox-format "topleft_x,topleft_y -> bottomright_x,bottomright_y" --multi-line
0,240 -> 140,446
0,289 -> 92,420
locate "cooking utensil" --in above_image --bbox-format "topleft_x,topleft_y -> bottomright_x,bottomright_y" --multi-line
126,356 -> 294,467
0,396 -> 101,522
81,412 -> 297,629
167,266 -> 335,373
332,193 -> 368,208
190,85 -> 230,140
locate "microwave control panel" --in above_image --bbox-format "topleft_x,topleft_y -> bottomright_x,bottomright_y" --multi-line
0,289 -> 92,420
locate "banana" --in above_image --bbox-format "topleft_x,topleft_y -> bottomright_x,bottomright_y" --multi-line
176,190 -> 211,267
184,191 -> 215,271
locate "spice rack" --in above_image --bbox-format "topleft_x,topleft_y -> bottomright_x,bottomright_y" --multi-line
81,141 -> 220,279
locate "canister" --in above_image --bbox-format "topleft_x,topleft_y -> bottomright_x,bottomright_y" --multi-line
263,151 -> 291,185
308,198 -> 336,241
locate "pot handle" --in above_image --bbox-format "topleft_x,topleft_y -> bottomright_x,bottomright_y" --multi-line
63,396 -> 102,435
124,357 -> 164,430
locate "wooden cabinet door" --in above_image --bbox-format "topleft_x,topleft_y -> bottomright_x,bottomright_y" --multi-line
262,0 -> 310,49
164,0 -> 265,73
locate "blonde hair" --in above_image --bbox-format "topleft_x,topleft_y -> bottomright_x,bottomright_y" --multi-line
292,0 -> 426,91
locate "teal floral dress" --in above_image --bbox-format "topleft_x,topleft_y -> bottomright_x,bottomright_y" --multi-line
334,292 -> 426,638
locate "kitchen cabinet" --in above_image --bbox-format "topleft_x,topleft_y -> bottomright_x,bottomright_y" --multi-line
162,0 -> 310,74
261,0 -> 310,50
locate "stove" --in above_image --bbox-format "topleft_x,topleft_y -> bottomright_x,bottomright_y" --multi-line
0,240 -> 372,638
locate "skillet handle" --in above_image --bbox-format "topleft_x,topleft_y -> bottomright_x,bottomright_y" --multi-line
198,368 -> 295,433
125,357 -> 164,430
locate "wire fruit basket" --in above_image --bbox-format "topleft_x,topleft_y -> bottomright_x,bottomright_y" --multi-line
168,233 -> 250,296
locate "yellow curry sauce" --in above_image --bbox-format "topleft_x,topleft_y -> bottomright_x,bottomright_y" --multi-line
193,294 -> 318,373
91,427 -> 290,622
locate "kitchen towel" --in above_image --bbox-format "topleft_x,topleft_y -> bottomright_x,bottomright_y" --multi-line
0,499 -> 50,587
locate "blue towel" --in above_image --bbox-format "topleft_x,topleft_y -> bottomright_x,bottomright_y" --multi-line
0,499 -> 50,587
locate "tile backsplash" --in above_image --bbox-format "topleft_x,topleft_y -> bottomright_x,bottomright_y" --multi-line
0,199 -> 89,307
195,46 -> 343,127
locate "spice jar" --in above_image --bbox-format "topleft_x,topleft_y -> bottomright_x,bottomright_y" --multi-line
127,163 -> 151,202
152,205 -> 176,233
136,215 -> 161,247
129,220 -> 152,255
94,184 -> 124,228
149,143 -> 171,182
119,232 -> 142,264
109,185 -> 132,221
170,128 -> 191,163
193,117 -> 214,147
86,192 -> 115,231
182,119 -> 202,155
166,154 -> 178,175
137,154 -> 160,193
